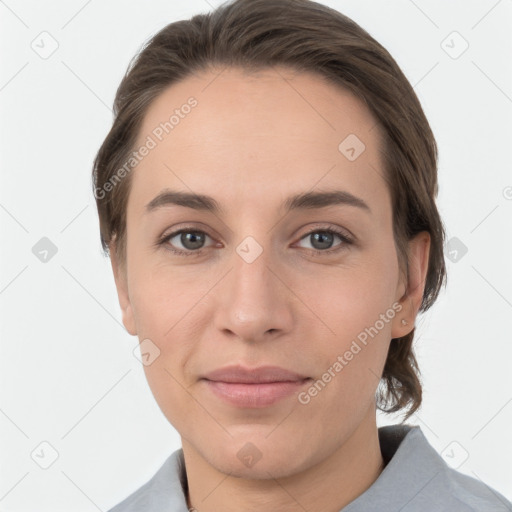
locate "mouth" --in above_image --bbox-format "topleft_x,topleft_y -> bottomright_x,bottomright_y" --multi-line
201,365 -> 312,408
202,364 -> 309,383
202,379 -> 312,408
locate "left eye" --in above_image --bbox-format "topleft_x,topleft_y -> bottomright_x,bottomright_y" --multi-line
296,229 -> 350,251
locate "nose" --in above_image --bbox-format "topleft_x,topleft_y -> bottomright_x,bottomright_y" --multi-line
213,241 -> 294,343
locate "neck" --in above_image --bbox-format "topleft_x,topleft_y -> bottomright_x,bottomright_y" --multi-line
182,405 -> 384,512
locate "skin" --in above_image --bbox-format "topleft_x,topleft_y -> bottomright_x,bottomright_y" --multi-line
110,66 -> 430,512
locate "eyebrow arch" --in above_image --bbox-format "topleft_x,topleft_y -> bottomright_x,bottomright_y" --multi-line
284,190 -> 371,214
145,189 -> 371,215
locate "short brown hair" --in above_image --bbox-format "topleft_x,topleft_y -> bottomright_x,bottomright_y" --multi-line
92,0 -> 447,420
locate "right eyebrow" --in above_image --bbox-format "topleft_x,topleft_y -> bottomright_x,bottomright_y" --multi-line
145,190 -> 222,214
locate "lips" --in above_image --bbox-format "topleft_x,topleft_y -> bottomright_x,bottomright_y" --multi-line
202,364 -> 309,384
201,365 -> 312,408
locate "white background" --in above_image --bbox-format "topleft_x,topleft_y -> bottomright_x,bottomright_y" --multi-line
1,0 -> 511,510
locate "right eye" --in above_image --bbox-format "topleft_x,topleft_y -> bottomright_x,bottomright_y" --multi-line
158,228 -> 216,256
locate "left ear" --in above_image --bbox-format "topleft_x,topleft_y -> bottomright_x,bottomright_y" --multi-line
391,231 -> 431,338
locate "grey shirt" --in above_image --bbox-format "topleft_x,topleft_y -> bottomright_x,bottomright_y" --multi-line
108,424 -> 512,511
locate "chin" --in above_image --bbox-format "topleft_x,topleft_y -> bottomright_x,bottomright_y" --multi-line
203,430 -> 309,479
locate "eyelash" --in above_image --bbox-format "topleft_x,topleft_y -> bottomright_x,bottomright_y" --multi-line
156,225 -> 354,258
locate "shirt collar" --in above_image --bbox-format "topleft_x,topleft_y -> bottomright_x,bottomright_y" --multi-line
342,424 -> 447,511
160,424 -> 445,511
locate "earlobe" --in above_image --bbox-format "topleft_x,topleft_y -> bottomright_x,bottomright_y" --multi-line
109,242 -> 138,336
391,231 -> 431,338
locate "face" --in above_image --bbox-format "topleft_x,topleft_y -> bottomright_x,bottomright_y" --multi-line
111,66 -> 429,478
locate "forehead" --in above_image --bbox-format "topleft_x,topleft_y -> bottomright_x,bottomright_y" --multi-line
129,66 -> 387,214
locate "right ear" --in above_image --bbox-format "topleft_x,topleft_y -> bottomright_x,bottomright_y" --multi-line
109,241 -> 138,336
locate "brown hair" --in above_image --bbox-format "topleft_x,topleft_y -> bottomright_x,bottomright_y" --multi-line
92,0 -> 447,420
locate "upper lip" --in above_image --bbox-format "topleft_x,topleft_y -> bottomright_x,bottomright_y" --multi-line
202,365 -> 309,383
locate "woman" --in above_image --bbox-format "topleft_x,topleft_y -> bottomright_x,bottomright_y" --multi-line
92,0 -> 511,510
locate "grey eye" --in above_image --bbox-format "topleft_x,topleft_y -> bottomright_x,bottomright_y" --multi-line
169,231 -> 210,251
298,230 -> 343,251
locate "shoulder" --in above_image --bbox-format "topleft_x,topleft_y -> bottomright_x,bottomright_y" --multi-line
439,463 -> 512,512
107,449 -> 189,512
396,426 -> 511,511
356,425 -> 512,512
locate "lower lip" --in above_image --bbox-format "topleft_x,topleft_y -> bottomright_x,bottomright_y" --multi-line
203,379 -> 311,408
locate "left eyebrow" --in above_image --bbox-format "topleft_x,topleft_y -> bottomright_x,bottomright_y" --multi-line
283,190 -> 371,214
144,188 -> 371,215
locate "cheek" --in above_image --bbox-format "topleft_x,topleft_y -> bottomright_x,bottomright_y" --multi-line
300,294 -> 393,428
141,360 -> 194,435
127,255 -> 200,336
300,253 -> 398,393
127,258 -> 209,413
308,257 -> 399,342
